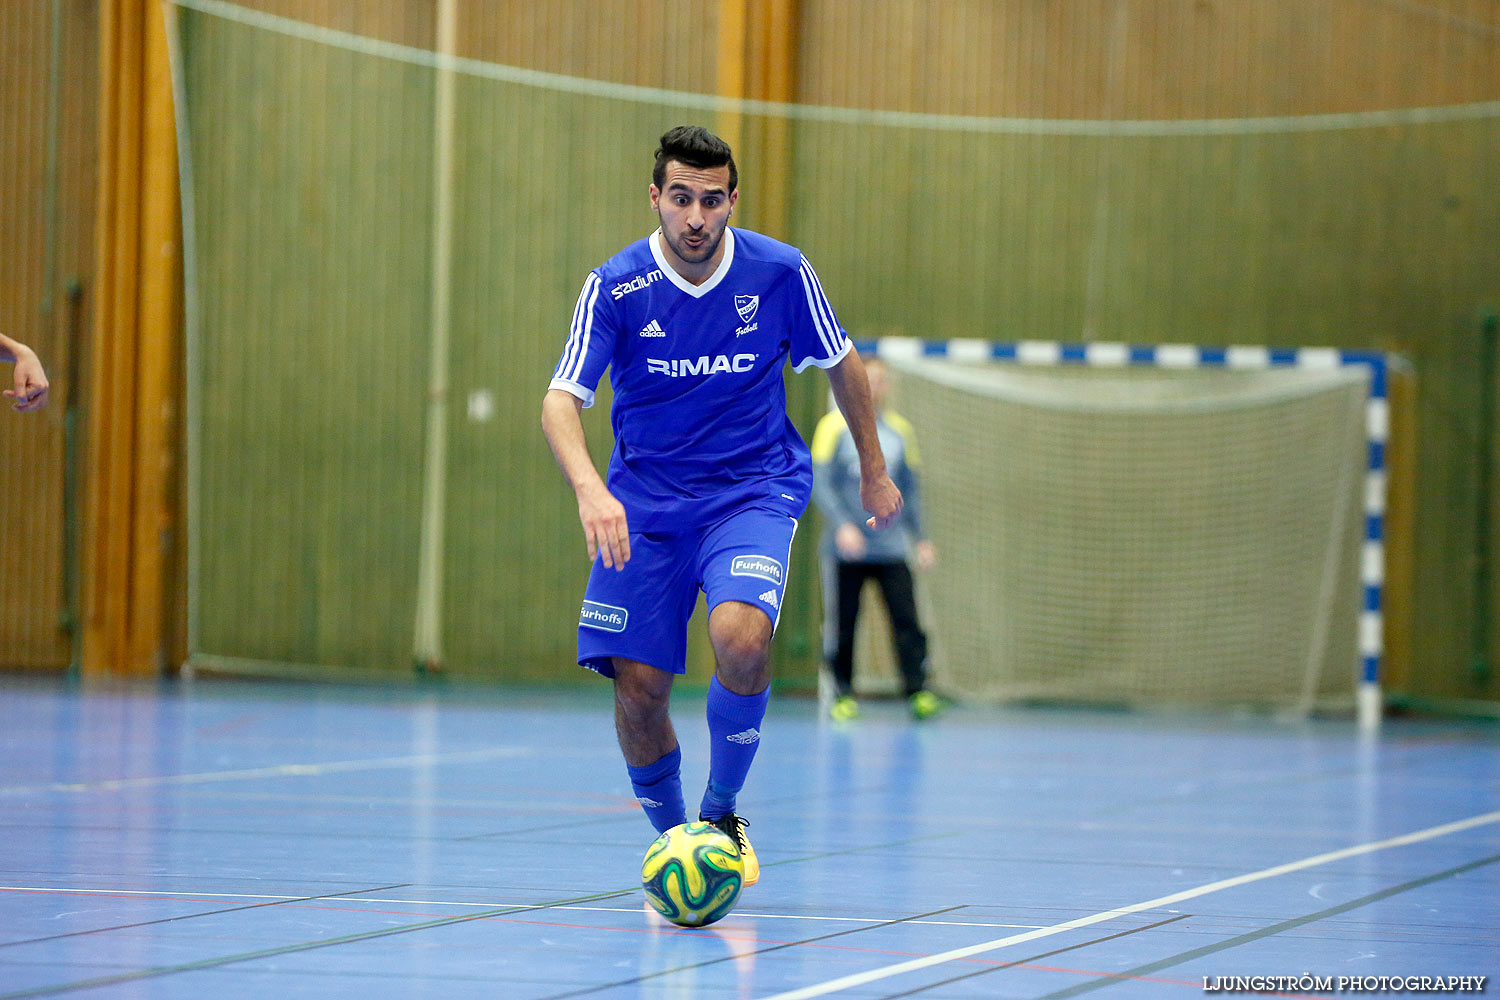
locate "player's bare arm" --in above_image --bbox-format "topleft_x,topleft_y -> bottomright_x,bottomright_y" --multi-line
541,388 -> 631,569
826,352 -> 902,530
0,332 -> 49,412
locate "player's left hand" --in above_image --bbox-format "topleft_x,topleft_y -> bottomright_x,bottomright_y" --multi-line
5,353 -> 49,412
861,473 -> 902,531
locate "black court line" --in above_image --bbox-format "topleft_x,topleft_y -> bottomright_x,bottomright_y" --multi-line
0,817 -> 661,850
1035,851 -> 1500,999
875,913 -> 1194,998
536,904 -> 972,1000
0,886 -> 640,999
0,883 -> 410,949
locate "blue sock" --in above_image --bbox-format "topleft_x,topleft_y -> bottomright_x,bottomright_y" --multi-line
700,676 -> 770,819
627,745 -> 687,835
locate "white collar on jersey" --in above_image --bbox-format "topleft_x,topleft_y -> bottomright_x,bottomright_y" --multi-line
649,226 -> 736,299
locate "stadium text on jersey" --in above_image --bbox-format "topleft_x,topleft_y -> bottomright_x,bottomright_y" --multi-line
610,270 -> 664,299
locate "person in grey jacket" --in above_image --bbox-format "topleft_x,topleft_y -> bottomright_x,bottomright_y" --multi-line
811,356 -> 940,720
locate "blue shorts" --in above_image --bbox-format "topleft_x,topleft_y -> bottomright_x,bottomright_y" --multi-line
576,506 -> 799,677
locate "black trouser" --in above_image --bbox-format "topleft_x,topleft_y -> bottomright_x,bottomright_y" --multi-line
825,559 -> 929,697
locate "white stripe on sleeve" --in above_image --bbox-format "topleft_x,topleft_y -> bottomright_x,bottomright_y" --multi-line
554,275 -> 588,378
799,258 -> 841,359
556,273 -> 602,383
803,260 -> 848,354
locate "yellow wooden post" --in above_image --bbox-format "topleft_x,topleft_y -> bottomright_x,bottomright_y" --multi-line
716,0 -> 749,156
84,0 -> 180,677
756,0 -> 797,241
717,0 -> 798,238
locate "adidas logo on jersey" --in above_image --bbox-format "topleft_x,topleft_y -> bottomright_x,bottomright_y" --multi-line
758,589 -> 779,609
638,319 -> 666,338
726,728 -> 761,745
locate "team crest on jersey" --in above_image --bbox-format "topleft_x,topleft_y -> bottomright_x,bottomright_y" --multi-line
733,295 -> 760,337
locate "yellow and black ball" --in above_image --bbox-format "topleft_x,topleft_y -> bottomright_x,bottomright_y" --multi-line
640,821 -> 744,927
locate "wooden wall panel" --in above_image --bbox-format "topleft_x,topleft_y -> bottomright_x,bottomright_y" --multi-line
457,1 -> 719,91
797,0 -> 1499,118
236,0 -> 436,47
178,6 -> 437,674
231,0 -> 722,90
0,0 -> 98,672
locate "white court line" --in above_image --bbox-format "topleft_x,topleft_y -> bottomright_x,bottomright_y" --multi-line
0,746 -> 533,797
761,809 -> 1500,1000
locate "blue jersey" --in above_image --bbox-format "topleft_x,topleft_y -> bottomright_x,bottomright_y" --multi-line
551,227 -> 852,532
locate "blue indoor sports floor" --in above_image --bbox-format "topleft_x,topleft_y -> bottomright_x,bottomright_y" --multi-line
0,675 -> 1495,998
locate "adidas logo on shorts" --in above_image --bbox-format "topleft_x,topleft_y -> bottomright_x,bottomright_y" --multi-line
758,589 -> 779,609
727,728 -> 760,745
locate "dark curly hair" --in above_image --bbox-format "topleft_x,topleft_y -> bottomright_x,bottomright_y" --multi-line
653,125 -> 737,193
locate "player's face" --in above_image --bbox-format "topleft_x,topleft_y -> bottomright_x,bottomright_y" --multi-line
650,161 -> 737,282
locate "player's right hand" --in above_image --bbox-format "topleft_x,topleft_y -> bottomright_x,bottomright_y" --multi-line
861,472 -> 903,531
5,352 -> 48,412
577,484 -> 631,569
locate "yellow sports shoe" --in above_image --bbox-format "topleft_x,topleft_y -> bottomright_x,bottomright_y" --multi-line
830,695 -> 859,722
702,812 -> 758,887
909,690 -> 943,720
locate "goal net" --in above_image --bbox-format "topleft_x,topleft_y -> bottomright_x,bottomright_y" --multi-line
845,343 -> 1376,715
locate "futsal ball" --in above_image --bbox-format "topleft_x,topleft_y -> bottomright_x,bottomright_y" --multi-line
640,821 -> 744,927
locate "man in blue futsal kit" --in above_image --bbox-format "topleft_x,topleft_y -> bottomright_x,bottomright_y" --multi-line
541,125 -> 900,885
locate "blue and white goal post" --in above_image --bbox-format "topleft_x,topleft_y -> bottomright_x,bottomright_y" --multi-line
856,336 -> 1389,731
